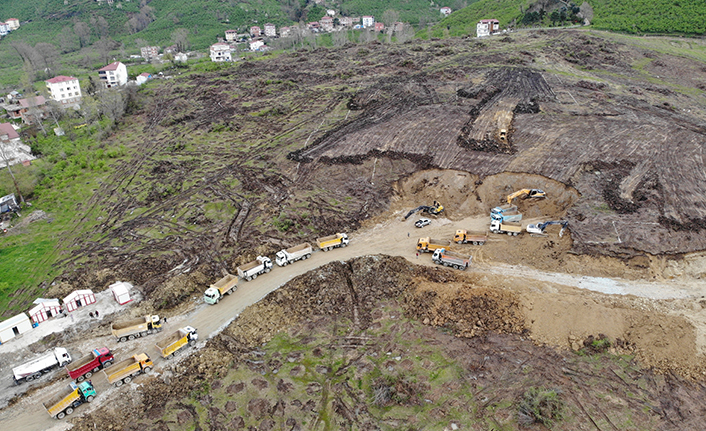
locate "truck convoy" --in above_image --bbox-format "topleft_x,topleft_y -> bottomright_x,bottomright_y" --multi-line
453,230 -> 487,245
66,347 -> 114,382
432,248 -> 471,270
203,273 -> 238,304
490,220 -> 522,236
237,256 -> 273,281
43,381 -> 96,419
275,243 -> 313,266
103,353 -> 153,387
417,237 -> 449,253
111,315 -> 162,342
13,347 -> 72,384
317,233 -> 349,251
156,326 -> 198,358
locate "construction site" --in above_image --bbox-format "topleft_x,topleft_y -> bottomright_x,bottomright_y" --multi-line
1,29 -> 706,430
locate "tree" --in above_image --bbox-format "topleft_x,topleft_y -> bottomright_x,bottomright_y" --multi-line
59,26 -> 79,53
99,90 -> 126,124
35,43 -> 59,74
360,29 -> 377,43
579,2 -> 594,25
382,10 -> 400,43
396,24 -> 415,44
74,21 -> 92,47
332,29 -> 349,47
171,28 -> 190,52
93,38 -> 118,64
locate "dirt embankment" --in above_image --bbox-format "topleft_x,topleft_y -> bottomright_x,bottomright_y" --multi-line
69,255 -> 706,430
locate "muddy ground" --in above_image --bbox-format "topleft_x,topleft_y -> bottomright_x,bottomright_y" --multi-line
65,255 -> 706,430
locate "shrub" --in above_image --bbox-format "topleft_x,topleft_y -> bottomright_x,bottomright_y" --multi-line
517,387 -> 564,427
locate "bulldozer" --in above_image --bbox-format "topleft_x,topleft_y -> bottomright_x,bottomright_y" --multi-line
404,201 -> 444,220
506,189 -> 546,205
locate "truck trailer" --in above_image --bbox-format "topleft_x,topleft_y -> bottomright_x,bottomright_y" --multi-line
489,220 -> 522,236
203,273 -> 238,304
43,381 -> 96,419
416,237 -> 449,253
66,347 -> 114,382
453,230 -> 487,245
275,243 -> 313,266
237,256 -> 273,281
111,315 -> 162,342
13,347 -> 72,384
317,233 -> 349,251
103,353 -> 153,387
156,327 -> 198,358
431,248 -> 471,270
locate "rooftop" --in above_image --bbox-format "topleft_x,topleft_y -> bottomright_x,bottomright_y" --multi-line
99,62 -> 123,72
0,122 -> 19,140
19,96 -> 46,108
45,75 -> 77,84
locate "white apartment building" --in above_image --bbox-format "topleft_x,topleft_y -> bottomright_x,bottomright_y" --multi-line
98,62 -> 128,88
210,43 -> 232,62
45,76 -> 82,107
362,16 -> 375,28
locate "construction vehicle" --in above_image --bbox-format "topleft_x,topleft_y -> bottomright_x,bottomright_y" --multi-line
317,233 -> 349,251
491,204 -> 517,216
490,220 -> 522,236
431,248 -> 471,270
453,230 -> 487,245
237,256 -> 273,281
43,381 -> 96,419
66,347 -> 114,382
204,273 -> 237,304
526,220 -> 569,237
13,347 -> 72,384
275,243 -> 313,266
417,237 -> 449,253
506,189 -> 546,205
404,201 -> 444,219
155,326 -> 198,359
103,353 -> 153,387
490,210 -> 522,223
111,315 -> 162,342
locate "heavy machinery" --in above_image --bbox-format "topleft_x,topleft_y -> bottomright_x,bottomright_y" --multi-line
404,201 -> 444,220
66,347 -> 113,382
417,237 -> 449,253
453,230 -> 487,245
43,381 -> 96,419
526,220 -> 568,237
111,315 -> 162,342
489,220 -> 522,236
275,243 -> 313,266
490,210 -> 522,223
103,353 -> 153,387
505,189 -> 546,205
156,327 -> 198,358
317,233 -> 349,251
431,248 -> 471,270
13,347 -> 72,384
204,273 -> 238,304
237,256 -> 272,281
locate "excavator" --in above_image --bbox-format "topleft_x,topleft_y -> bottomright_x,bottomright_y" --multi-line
506,189 -> 546,205
404,201 -> 444,220
526,220 -> 568,237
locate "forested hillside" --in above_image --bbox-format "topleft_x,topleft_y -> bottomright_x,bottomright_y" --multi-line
433,0 -> 706,37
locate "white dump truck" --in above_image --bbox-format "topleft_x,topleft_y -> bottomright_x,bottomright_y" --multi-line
111,315 -> 162,342
431,248 -> 471,270
275,243 -> 313,266
317,233 -> 349,251
13,347 -> 72,384
155,327 -> 198,358
237,256 -> 272,281
490,220 -> 522,236
204,273 -> 238,304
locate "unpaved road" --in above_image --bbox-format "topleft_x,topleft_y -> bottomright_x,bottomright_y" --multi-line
2,212 -> 705,430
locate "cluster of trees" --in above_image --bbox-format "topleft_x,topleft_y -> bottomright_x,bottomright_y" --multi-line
519,0 -> 590,27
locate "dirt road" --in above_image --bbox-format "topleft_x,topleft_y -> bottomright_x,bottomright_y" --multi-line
1,212 -> 704,430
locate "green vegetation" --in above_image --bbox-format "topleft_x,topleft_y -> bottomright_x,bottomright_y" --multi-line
517,387 -> 565,427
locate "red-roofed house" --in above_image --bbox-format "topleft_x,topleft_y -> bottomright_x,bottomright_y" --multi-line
477,19 -> 500,37
6,18 -> 19,30
280,26 -> 292,38
45,75 -> 82,107
0,122 -> 34,167
0,22 -> 9,36
18,96 -> 47,125
250,26 -> 261,37
320,16 -> 334,32
136,72 -> 152,85
98,61 -> 128,88
264,23 -> 276,37
374,22 -> 384,32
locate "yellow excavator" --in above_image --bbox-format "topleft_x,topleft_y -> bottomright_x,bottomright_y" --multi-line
404,201 -> 444,219
506,189 -> 546,205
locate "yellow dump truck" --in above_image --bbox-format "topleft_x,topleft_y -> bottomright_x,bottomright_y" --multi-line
317,233 -> 349,251
204,273 -> 237,305
416,237 -> 449,253
103,353 -> 153,387
111,315 -> 162,342
43,381 -> 96,419
453,230 -> 487,245
155,327 -> 198,359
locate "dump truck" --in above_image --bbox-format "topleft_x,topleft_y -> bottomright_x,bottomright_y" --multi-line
204,273 -> 237,305
111,315 -> 162,342
490,210 -> 522,223
237,256 -> 273,281
156,326 -> 198,358
432,248 -> 471,270
317,233 -> 349,251
416,237 -> 448,253
275,243 -> 313,266
490,220 -> 522,236
453,230 -> 487,245
43,381 -> 96,419
490,204 -> 517,215
13,347 -> 72,384
66,347 -> 114,382
103,353 -> 153,387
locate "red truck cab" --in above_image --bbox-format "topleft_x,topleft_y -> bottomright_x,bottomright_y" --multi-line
66,347 -> 114,382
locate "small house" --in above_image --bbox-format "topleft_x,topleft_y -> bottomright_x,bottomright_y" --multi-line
18,96 -> 47,125
0,22 -> 9,36
29,299 -> 62,325
210,42 -> 232,62
362,16 -> 375,28
136,72 -> 152,85
250,26 -> 261,37
0,313 -> 32,343
320,16 -> 334,32
264,23 -> 276,37
6,18 -> 20,30
63,289 -> 96,312
98,62 -> 128,88
249,38 -> 266,51
374,22 -> 385,32
280,26 -> 291,38
174,52 -> 188,63
440,7 -> 452,17
477,19 -> 500,37
110,281 -> 133,305
225,29 -> 238,42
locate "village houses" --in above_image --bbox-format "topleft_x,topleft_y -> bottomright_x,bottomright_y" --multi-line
5,18 -> 19,30
225,29 -> 238,42
0,122 -> 34,168
280,26 -> 291,38
210,42 -> 232,62
98,61 -> 128,88
249,38 -> 266,51
45,75 -> 82,107
18,96 -> 47,125
477,19 -> 500,37
362,16 -> 375,28
264,23 -> 276,37
374,22 -> 384,32
140,46 -> 160,61
340,17 -> 360,27
136,72 -> 152,86
250,26 -> 261,37
440,7 -> 452,17
320,16 -> 334,32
